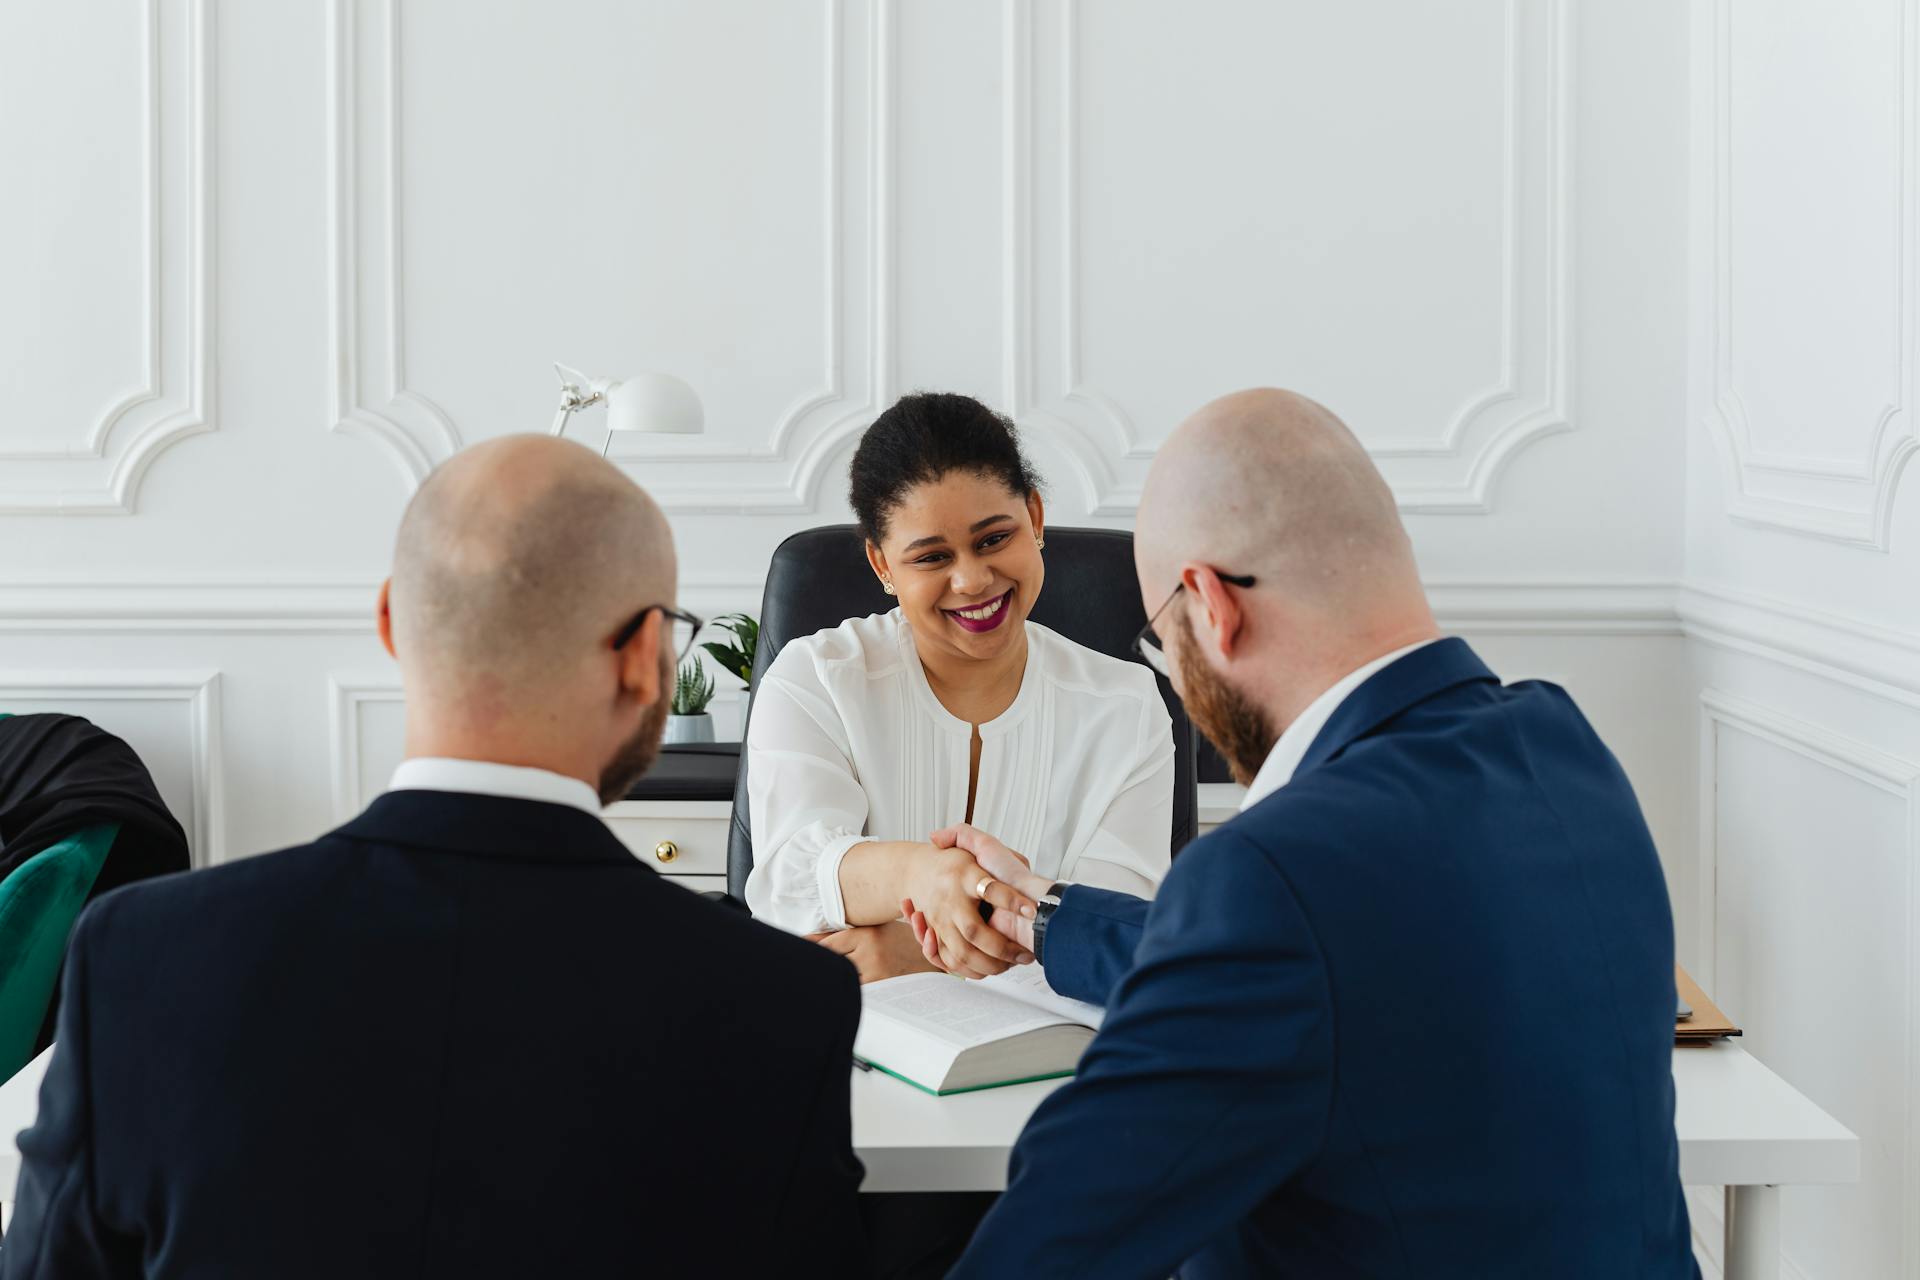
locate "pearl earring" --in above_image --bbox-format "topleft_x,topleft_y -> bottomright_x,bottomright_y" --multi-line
1035,537 -> 1046,550
882,579 -> 896,596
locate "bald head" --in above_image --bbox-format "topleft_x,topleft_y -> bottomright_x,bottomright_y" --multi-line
1135,390 -> 1438,766
389,435 -> 675,707
1137,388 -> 1420,616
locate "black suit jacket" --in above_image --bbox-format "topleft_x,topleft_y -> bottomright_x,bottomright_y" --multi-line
2,790 -> 865,1278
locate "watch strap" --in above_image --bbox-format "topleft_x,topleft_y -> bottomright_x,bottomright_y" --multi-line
1030,882 -> 1068,965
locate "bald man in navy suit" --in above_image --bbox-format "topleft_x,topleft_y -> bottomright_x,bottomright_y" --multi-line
918,391 -> 1695,1279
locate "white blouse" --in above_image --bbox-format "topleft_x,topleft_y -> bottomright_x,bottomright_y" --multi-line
743,610 -> 1175,935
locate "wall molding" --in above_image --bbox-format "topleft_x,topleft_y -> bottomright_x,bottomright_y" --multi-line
0,669 -> 223,865
327,673 -> 402,820
7,576 -> 1915,711
0,575 -> 1681,636
325,0 -> 897,512
1003,0 -> 1571,515
0,574 -> 769,633
326,672 -> 746,818
1699,0 -> 1920,549
1696,687 -> 1920,1275
1678,581 -> 1920,709
0,0 -> 214,514
324,0 -> 460,489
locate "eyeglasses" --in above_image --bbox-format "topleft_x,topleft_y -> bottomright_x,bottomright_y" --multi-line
1132,572 -> 1256,678
612,604 -> 706,664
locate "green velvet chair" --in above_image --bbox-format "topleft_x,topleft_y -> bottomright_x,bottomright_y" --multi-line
0,822 -> 117,1082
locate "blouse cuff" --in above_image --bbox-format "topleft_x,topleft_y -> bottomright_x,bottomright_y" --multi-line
813,833 -> 866,932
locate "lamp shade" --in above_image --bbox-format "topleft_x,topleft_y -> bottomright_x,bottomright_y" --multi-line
605,372 -> 704,435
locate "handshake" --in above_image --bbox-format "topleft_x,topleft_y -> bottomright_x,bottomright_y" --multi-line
901,824 -> 1056,981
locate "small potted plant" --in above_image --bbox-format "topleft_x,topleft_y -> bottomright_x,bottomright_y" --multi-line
665,657 -> 717,744
700,613 -> 759,686
700,612 -> 760,727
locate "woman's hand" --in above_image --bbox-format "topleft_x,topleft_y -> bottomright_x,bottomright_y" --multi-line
902,844 -> 1038,980
806,921 -> 945,985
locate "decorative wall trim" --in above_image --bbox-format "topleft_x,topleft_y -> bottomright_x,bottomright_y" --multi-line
0,669 -> 223,865
0,0 -> 215,514
327,673 -> 402,819
1696,688 -> 1920,1276
1699,0 -> 1920,549
324,0 -> 462,489
326,0 -> 897,512
1424,579 -> 1679,635
0,577 -> 1681,634
1678,581 -> 1920,709
0,574 -> 769,633
327,672 -> 746,818
1003,0 -> 1570,515
12,577 -> 1918,706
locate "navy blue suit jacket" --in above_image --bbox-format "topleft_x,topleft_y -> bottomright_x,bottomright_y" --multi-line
952,639 -> 1695,1279
2,790 -> 865,1278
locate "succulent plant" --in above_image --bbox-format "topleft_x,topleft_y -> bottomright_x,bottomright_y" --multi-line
671,657 -> 717,716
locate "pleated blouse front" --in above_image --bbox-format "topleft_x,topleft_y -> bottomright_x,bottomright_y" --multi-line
742,610 -> 1175,934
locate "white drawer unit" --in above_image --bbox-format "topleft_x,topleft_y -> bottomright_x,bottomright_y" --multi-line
605,787 -> 1244,894
1196,783 -> 1245,837
603,799 -> 734,889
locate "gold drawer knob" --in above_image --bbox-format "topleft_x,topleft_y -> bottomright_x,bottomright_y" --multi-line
653,840 -> 680,864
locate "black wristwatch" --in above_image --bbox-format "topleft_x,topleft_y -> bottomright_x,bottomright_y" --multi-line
1030,882 -> 1069,965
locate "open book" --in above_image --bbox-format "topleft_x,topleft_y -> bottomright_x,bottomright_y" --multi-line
854,965 -> 1105,1096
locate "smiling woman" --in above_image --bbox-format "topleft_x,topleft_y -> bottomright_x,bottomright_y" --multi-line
742,393 -> 1176,986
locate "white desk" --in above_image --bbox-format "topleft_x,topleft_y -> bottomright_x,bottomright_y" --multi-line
2,1039 -> 1854,1279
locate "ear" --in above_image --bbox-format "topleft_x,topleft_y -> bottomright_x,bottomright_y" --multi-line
1181,564 -> 1247,661
616,610 -> 666,709
864,539 -> 890,588
1025,490 -> 1046,544
376,579 -> 398,660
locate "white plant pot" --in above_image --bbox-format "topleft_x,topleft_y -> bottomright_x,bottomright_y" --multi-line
664,713 -> 715,745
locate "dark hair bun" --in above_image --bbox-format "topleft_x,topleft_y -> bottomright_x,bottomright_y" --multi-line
848,392 -> 1044,543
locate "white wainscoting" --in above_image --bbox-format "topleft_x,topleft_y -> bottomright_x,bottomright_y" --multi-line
1691,685 -> 1920,1279
0,0 -> 214,515
1694,0 -> 1920,550
1681,7 -> 1920,1273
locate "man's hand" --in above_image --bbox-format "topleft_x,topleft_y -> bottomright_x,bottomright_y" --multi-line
919,825 -> 1050,968
929,824 -> 1052,899
902,844 -> 1038,980
805,921 -> 945,985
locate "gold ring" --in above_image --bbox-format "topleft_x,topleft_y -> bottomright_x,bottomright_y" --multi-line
975,876 -> 992,900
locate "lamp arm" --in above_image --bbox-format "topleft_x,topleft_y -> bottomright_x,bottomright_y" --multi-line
549,383 -> 604,437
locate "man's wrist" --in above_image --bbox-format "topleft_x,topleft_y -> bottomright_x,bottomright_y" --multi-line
1030,881 -> 1069,965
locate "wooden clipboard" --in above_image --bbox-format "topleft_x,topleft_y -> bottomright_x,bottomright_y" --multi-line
1675,965 -> 1741,1043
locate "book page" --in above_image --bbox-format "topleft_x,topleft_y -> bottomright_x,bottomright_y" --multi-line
862,973 -> 1071,1049
977,963 -> 1105,1030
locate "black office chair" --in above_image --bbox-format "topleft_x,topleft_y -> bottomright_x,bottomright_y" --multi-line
725,525 -> 1198,902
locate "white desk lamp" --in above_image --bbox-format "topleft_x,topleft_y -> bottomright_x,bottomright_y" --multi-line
549,362 -> 704,455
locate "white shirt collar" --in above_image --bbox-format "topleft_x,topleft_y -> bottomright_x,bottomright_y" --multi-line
388,757 -> 603,817
1240,639 -> 1440,812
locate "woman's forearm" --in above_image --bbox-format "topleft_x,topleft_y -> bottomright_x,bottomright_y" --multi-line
836,840 -> 929,925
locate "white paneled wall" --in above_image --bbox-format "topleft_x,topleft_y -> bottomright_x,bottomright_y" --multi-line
1683,0 -> 1920,1274
0,0 -> 1695,868
58,0 -> 1920,1266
